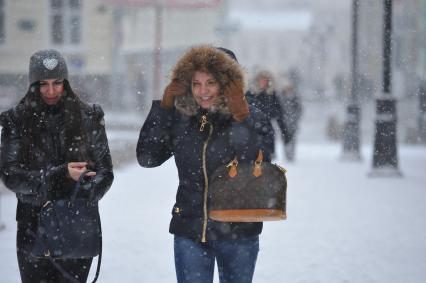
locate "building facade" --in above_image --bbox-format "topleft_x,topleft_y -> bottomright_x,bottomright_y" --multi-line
0,0 -> 114,111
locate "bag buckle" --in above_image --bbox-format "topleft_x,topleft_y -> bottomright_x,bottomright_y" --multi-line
275,164 -> 287,174
252,150 -> 263,177
227,158 -> 238,178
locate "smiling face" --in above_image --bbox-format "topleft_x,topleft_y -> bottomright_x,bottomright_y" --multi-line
39,78 -> 64,105
191,70 -> 220,109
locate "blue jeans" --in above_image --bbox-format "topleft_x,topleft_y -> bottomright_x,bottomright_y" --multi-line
174,235 -> 259,283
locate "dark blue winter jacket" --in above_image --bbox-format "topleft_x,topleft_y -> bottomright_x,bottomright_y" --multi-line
137,100 -> 274,242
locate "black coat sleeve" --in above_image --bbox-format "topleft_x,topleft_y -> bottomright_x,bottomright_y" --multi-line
229,105 -> 275,162
0,109 -> 58,205
136,100 -> 175,167
81,104 -> 114,201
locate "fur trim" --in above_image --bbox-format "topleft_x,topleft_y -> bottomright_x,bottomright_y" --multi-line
171,45 -> 244,116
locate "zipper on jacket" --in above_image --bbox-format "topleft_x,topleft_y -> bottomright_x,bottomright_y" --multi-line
199,115 -> 207,132
200,114 -> 213,242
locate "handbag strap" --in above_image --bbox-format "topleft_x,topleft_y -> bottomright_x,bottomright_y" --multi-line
48,234 -> 102,283
91,221 -> 102,283
47,210 -> 103,283
253,150 -> 263,177
77,169 -> 102,283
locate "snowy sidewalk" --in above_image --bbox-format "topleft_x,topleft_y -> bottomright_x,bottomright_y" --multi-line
1,143 -> 425,283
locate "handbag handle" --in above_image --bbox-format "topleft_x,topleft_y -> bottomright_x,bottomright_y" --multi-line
41,169 -> 92,208
227,150 -> 263,178
71,169 -> 91,201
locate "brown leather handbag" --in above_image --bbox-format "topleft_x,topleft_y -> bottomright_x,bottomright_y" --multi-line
209,150 -> 287,222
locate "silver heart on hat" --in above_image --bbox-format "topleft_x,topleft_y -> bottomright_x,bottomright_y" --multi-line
43,58 -> 59,70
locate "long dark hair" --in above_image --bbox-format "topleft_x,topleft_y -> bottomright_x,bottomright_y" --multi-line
20,80 -> 89,165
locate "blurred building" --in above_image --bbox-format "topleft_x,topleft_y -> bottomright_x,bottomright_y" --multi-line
0,0 -> 226,112
356,0 -> 382,100
111,0 -> 225,111
224,0 -> 351,99
304,0 -> 351,99
1,0 -> 424,113
0,0 -> 115,111
420,1 -> 426,81
225,8 -> 312,88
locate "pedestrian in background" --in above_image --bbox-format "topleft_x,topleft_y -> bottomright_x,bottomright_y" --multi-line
277,81 -> 303,161
137,45 -> 274,283
246,70 -> 284,158
0,49 -> 114,282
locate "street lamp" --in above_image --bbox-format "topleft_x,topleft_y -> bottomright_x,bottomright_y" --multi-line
369,0 -> 401,177
0,186 -> 5,231
341,0 -> 361,161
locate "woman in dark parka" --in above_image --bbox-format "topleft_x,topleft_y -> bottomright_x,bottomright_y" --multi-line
137,45 -> 274,283
245,70 -> 283,122
0,49 -> 113,282
246,71 -> 287,158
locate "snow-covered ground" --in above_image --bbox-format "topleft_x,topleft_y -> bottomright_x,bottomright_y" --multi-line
1,142 -> 425,283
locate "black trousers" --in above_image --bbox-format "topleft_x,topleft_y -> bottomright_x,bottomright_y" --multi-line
277,118 -> 296,144
17,223 -> 93,283
17,251 -> 93,283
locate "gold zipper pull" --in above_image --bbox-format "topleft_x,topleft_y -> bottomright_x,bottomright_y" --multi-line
200,115 -> 207,132
42,201 -> 51,208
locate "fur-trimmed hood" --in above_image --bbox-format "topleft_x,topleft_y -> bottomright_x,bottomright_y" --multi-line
170,45 -> 245,117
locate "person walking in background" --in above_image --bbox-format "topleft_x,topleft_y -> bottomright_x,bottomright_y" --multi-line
277,81 -> 303,161
137,45 -> 274,283
246,70 -> 284,159
0,49 -> 114,282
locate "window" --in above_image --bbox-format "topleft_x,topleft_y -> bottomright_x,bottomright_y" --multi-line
50,0 -> 82,45
0,0 -> 5,44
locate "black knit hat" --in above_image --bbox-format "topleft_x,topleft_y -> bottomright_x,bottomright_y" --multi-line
29,49 -> 68,84
216,47 -> 238,62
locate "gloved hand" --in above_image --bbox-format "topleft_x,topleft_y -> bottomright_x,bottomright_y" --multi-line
45,164 -> 67,181
160,80 -> 187,109
224,80 -> 249,122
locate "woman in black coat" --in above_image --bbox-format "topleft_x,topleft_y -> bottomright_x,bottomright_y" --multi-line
245,71 -> 286,158
245,70 -> 283,122
0,49 -> 113,282
278,83 -> 303,161
137,45 -> 274,283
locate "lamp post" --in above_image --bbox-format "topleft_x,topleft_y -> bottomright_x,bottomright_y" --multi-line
370,0 -> 401,177
0,186 -> 5,231
341,0 -> 361,161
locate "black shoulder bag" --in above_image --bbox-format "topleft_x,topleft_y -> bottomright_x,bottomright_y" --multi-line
31,171 -> 102,283
209,150 -> 287,222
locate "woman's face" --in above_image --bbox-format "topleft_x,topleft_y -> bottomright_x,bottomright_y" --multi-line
257,76 -> 269,90
191,71 -> 220,109
39,78 -> 64,105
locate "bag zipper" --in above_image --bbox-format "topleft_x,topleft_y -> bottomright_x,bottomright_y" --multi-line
200,114 -> 213,243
